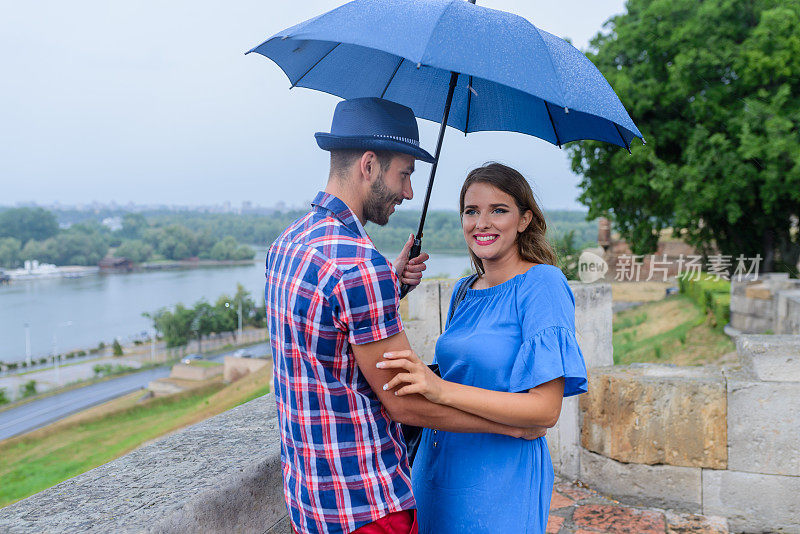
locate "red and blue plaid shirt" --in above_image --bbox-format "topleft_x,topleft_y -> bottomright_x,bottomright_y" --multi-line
265,191 -> 414,534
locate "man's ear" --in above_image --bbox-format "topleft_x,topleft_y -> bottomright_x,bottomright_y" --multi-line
359,151 -> 380,183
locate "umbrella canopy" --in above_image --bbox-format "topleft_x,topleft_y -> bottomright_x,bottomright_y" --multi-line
246,0 -> 643,149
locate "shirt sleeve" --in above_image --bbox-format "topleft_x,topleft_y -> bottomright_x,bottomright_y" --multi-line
508,267 -> 589,397
330,256 -> 404,345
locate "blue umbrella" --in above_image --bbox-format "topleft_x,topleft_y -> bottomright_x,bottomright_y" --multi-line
247,0 -> 643,294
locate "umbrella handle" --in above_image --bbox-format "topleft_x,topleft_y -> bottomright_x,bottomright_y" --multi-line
399,238 -> 423,298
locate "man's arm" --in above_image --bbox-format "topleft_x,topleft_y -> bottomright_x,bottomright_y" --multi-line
352,330 -> 542,438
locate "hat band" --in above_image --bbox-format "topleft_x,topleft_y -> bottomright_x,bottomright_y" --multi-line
374,134 -> 419,147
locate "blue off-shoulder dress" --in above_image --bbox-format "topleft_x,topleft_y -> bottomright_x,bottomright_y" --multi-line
411,264 -> 588,534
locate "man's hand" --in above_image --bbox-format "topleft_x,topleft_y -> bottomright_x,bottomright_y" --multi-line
393,234 -> 429,292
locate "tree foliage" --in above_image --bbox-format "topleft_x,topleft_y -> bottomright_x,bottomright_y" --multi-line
145,286 -> 261,349
0,208 -> 58,245
569,0 -> 800,274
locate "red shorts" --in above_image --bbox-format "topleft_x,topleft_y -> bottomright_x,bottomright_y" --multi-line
293,510 -> 418,534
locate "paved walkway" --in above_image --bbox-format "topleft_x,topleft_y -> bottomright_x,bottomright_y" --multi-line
548,478 -> 729,534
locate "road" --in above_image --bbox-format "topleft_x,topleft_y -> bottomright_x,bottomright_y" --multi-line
0,343 -> 270,442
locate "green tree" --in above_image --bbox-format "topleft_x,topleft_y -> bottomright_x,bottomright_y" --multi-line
112,338 -> 124,356
207,236 -> 255,261
20,239 -> 56,264
114,239 -> 154,263
146,304 -> 195,348
0,237 -> 22,268
0,208 -> 59,245
119,213 -> 148,240
190,301 -> 216,353
568,0 -> 800,275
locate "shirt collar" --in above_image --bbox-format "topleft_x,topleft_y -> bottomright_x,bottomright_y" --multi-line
311,191 -> 370,240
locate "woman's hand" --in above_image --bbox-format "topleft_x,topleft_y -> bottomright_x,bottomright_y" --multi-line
377,350 -> 446,403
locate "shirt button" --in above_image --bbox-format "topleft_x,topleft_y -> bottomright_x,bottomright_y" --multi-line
433,442 -> 438,447
433,430 -> 438,434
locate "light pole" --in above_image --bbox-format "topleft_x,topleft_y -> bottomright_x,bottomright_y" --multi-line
53,321 -> 73,384
150,327 -> 156,362
24,323 -> 31,368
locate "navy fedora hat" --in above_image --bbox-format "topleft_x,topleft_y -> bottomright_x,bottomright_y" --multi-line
315,97 -> 435,163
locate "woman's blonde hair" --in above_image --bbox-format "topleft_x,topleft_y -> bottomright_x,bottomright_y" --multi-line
459,162 -> 557,275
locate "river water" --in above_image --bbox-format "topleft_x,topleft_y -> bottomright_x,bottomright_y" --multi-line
0,251 -> 471,363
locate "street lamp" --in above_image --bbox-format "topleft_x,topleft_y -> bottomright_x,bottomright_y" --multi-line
224,300 -> 243,341
53,321 -> 73,384
24,323 -> 31,368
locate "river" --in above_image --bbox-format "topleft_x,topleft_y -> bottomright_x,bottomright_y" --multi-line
0,251 -> 471,363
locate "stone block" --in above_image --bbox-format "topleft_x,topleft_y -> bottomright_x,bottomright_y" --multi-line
548,395 -> 581,480
727,377 -> 800,476
571,282 -> 613,368
438,279 -> 457,331
735,335 -> 800,382
170,363 -> 223,381
745,285 -> 772,300
731,314 -> 772,334
404,280 -> 442,363
403,320 -> 437,363
580,365 -> 727,469
579,449 -> 702,512
728,294 -> 749,314
786,296 -> 800,335
223,356 -> 271,383
776,291 -> 800,335
702,469 -> 800,533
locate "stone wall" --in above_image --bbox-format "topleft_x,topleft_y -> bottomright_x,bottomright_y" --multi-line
0,394 -> 291,533
730,272 -> 800,334
4,278 -> 798,533
577,336 -> 800,533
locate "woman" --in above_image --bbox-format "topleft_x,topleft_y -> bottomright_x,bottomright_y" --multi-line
379,163 -> 588,533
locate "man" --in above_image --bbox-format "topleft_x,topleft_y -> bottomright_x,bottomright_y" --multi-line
265,97 -> 541,534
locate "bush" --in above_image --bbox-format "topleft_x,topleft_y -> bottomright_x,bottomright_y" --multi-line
76,350 -> 87,357
20,380 -> 37,398
678,272 -> 732,331
38,357 -> 48,365
710,293 -> 731,330
0,388 -> 8,405
112,339 -> 123,357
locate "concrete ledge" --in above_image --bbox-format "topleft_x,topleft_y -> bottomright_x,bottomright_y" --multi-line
735,334 -> 800,382
0,394 -> 288,533
170,363 -> 224,381
579,449 -> 702,512
702,469 -> 800,533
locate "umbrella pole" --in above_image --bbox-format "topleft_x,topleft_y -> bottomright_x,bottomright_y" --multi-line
400,71 -> 459,298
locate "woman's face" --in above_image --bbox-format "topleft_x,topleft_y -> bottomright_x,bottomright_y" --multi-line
461,182 -> 532,265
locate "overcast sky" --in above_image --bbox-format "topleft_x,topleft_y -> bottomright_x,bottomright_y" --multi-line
0,0 -> 626,211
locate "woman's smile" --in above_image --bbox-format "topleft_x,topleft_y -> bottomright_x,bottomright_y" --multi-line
474,233 -> 499,246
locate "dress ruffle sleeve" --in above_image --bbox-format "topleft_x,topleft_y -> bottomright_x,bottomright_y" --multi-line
509,325 -> 588,397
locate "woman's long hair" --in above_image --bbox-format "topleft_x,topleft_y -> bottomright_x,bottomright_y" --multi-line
459,163 -> 557,275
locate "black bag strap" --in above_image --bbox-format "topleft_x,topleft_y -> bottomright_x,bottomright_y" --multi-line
446,273 -> 480,327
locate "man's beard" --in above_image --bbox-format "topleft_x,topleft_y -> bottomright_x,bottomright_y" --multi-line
363,173 -> 400,226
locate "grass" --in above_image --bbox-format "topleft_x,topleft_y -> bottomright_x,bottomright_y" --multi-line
612,294 -> 736,366
0,367 -> 271,508
187,360 -> 222,368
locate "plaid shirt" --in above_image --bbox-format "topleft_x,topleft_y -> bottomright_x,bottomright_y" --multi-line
265,191 -> 414,534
